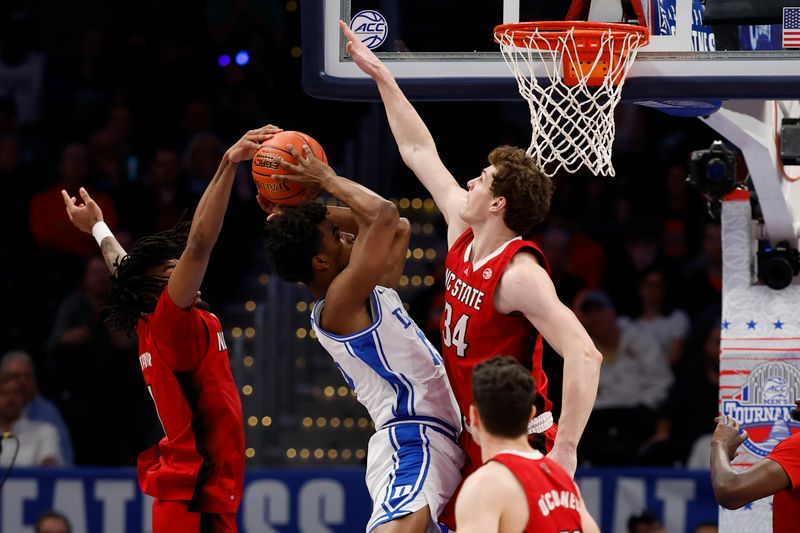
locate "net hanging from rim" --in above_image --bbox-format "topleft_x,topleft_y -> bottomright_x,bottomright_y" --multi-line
494,21 -> 649,177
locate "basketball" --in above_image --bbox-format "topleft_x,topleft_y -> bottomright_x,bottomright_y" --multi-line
251,130 -> 328,206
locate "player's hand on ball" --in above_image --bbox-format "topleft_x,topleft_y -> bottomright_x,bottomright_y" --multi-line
62,187 -> 104,234
227,124 -> 283,164
279,144 -> 335,191
340,20 -> 385,79
256,195 -> 285,221
712,415 -> 748,461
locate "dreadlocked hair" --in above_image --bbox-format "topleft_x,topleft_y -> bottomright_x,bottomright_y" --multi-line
104,221 -> 192,334
263,201 -> 327,283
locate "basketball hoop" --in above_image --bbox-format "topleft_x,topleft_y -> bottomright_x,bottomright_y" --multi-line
494,21 -> 649,176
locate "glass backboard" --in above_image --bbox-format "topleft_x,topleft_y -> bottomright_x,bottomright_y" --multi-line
302,0 -> 800,103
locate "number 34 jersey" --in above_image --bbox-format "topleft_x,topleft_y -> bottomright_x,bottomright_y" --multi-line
441,229 -> 552,420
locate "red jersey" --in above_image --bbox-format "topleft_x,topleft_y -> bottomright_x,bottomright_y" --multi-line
492,450 -> 583,532
766,431 -> 800,533
136,289 -> 244,514
442,229 -> 554,470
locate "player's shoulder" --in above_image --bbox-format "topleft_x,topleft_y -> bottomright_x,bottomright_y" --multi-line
464,461 -> 521,499
500,250 -> 550,288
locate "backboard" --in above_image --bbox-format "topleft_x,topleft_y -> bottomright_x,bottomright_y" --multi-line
302,0 -> 800,103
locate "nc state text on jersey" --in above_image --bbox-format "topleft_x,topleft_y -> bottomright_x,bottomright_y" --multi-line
445,268 -> 485,311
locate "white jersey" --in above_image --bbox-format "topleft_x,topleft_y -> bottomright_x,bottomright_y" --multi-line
311,286 -> 461,440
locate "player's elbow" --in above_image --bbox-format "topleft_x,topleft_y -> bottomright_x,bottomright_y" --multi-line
580,345 -> 603,368
713,479 -> 751,510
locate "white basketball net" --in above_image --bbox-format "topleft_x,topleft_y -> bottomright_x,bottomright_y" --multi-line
496,26 -> 646,177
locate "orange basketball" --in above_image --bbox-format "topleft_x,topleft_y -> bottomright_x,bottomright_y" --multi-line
251,130 -> 328,206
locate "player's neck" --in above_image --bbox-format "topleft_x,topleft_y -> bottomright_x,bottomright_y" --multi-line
480,433 -> 534,464
469,220 -> 517,264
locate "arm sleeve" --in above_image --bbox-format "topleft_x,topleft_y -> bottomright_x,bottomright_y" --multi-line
767,433 -> 800,489
150,289 -> 208,371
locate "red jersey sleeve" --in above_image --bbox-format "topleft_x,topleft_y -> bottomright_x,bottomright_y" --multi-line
150,289 -> 208,371
767,433 -> 800,489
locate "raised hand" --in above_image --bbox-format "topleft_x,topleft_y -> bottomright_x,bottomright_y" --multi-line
278,143 -> 336,190
339,20 -> 386,79
62,187 -> 104,234
226,124 -> 282,164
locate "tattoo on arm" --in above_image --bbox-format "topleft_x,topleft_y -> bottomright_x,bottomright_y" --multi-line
100,237 -> 127,274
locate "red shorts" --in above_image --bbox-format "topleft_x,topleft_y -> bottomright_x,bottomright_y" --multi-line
152,499 -> 237,533
439,422 -> 558,530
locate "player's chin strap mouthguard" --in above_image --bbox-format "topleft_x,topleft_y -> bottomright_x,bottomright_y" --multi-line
527,411 -> 554,435
463,410 -> 554,436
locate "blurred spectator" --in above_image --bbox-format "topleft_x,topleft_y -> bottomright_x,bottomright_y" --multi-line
35,510 -> 71,533
604,223 -> 661,316
627,511 -> 667,533
660,313 -> 722,464
140,147 -> 193,233
183,132 -> 224,199
537,224 -> 587,307
0,373 -> 62,467
680,222 -> 723,317
0,8 -> 45,126
1,350 -> 73,465
29,143 -> 118,257
686,433 -> 713,470
45,256 -> 149,465
659,162 -> 706,263
621,265 -> 690,368
574,290 -> 672,464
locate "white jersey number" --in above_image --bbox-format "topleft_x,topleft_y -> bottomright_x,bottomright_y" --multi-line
442,302 -> 470,357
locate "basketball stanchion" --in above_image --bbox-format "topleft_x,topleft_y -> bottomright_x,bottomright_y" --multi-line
494,21 -> 648,177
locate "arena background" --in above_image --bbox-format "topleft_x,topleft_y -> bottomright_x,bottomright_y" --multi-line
0,1 -> 734,531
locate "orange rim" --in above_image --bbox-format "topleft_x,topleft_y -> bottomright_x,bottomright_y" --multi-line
494,21 -> 649,49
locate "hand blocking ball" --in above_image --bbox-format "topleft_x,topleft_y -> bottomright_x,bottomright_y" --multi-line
252,130 -> 327,206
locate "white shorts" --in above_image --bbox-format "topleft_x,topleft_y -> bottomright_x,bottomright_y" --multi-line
365,422 -> 464,532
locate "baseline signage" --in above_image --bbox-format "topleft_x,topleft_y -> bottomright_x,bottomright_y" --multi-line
1,467 -> 717,532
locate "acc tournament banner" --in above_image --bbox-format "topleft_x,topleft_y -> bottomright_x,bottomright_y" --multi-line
719,194 -> 800,532
0,467 -> 716,533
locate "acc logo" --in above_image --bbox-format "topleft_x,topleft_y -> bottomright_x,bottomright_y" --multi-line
349,10 -> 388,50
721,361 -> 800,457
483,268 -> 493,280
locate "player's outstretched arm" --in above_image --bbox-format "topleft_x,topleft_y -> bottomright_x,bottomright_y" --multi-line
168,124 -> 280,309
495,253 -> 602,477
710,415 -> 789,509
62,187 -> 127,273
340,20 -> 467,236
279,144 -> 399,334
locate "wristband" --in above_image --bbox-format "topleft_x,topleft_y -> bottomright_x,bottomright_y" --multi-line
91,221 -> 114,246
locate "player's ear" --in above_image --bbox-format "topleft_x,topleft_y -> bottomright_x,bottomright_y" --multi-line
469,404 -> 479,428
490,195 -> 506,212
530,403 -> 537,421
312,254 -> 330,272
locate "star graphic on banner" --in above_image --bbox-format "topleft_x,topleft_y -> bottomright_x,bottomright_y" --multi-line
744,502 -> 753,510
774,320 -> 784,329
747,320 -> 757,330
722,320 -> 730,330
